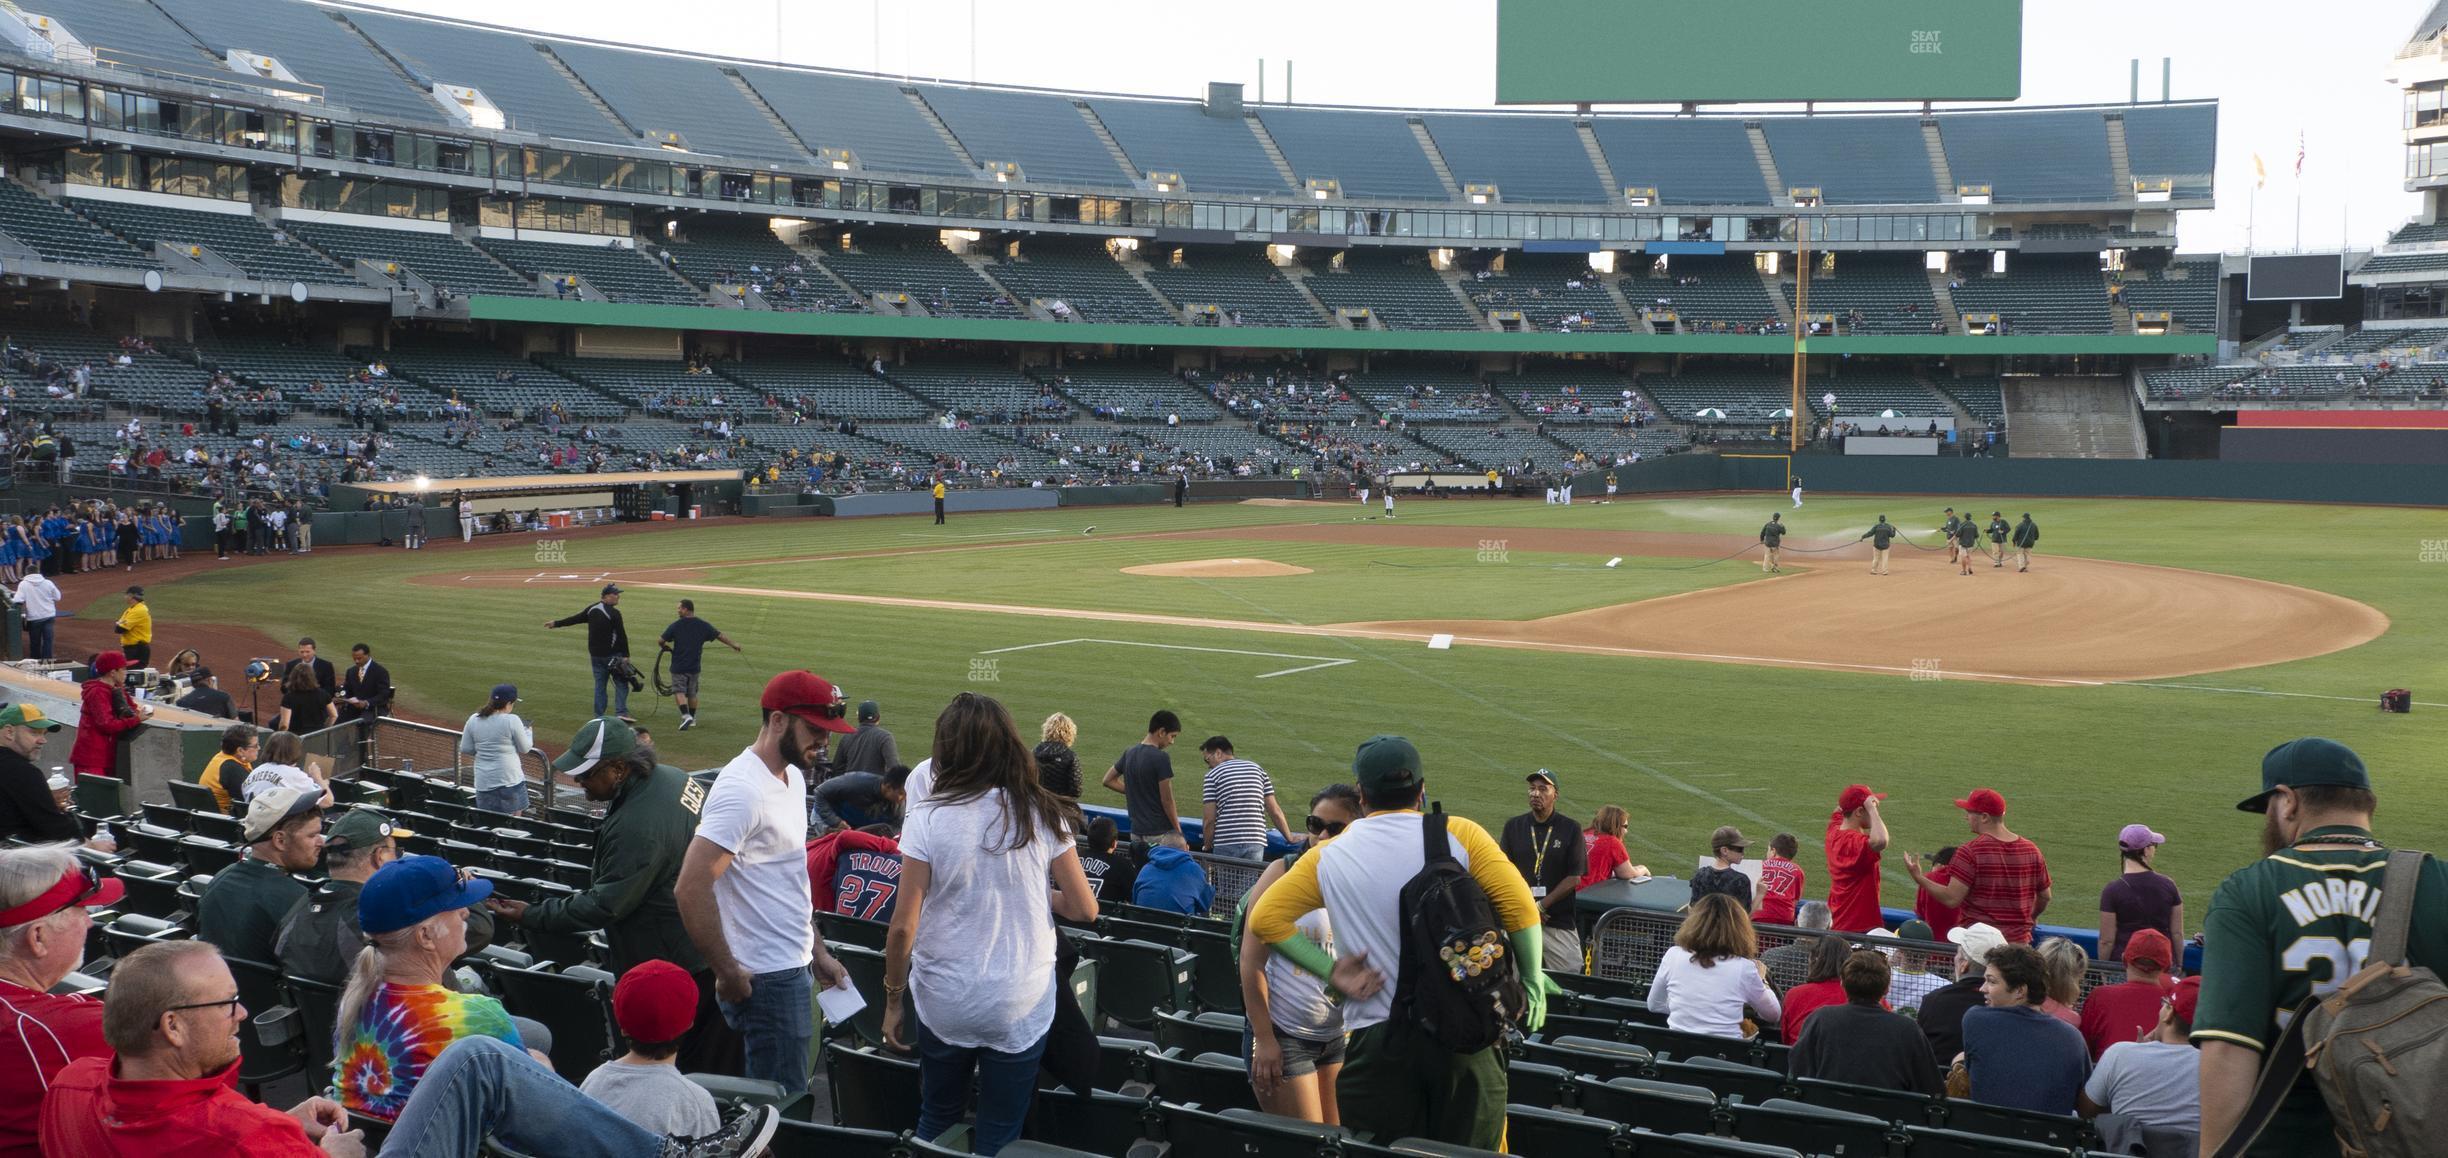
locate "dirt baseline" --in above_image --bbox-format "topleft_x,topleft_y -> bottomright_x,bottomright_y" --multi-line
1284,525 -> 2388,684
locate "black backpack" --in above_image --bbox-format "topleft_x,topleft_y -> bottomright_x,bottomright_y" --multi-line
1395,804 -> 1526,1053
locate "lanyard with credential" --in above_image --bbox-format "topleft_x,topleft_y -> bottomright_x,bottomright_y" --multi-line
1531,821 -> 1552,882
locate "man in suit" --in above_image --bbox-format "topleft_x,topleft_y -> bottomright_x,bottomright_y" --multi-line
286,637 -> 337,700
337,643 -> 392,727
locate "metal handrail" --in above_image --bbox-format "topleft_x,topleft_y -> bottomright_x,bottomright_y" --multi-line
303,715 -> 560,814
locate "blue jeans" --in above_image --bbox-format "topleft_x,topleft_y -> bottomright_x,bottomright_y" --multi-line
717,965 -> 812,1095
590,655 -> 629,717
1211,841 -> 1267,863
378,1035 -> 660,1157
473,783 -> 529,817
915,1011 -> 1049,1156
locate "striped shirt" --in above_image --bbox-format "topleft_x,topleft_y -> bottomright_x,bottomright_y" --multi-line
1200,758 -> 1276,850
0,980 -> 108,1157
1948,835 -> 2053,943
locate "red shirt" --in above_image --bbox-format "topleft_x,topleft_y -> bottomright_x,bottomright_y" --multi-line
1780,978 -> 1847,1043
1823,815 -> 1884,932
0,980 -> 109,1158
1946,835 -> 2053,944
1753,856 -> 1805,926
1915,866 -> 1964,941
38,1057 -> 323,1157
2079,976 -> 2174,1061
1581,833 -> 1631,891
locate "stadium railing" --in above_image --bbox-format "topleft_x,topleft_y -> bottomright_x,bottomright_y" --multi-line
299,717 -> 565,813
1589,905 -> 2134,1007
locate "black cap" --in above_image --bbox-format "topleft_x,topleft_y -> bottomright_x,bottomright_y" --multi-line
125,586 -> 143,598
601,583 -> 623,596
2240,738 -> 2372,813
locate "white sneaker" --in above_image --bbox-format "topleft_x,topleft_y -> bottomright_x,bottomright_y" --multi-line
678,714 -> 695,730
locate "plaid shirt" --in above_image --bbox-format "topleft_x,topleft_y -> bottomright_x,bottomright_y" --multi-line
1948,835 -> 2053,943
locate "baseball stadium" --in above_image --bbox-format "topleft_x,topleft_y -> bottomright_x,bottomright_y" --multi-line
0,0 -> 2438,1154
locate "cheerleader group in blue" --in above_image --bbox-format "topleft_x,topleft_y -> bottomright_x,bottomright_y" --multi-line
1,503 -> 181,582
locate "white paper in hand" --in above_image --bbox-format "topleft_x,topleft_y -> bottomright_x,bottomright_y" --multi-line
816,973 -> 866,1024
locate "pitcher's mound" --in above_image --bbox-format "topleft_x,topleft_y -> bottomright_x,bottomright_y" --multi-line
1123,557 -> 1312,578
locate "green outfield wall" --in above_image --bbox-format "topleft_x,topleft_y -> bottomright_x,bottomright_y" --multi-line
1601,453 -> 2448,507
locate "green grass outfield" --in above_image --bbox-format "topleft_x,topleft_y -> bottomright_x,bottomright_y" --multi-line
115,493 -> 2448,932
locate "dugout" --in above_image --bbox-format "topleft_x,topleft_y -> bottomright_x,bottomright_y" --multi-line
330,468 -> 745,541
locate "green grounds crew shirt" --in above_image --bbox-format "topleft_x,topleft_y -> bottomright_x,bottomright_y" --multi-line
522,762 -> 708,975
1954,523 -> 1979,549
197,854 -> 307,966
2192,827 -> 2448,1155
1988,518 -> 2010,542
2014,519 -> 2040,549
1759,521 -> 1786,547
1861,522 -> 1898,550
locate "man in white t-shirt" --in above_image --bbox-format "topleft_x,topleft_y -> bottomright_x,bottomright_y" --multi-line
12,570 -> 61,660
677,669 -> 856,1095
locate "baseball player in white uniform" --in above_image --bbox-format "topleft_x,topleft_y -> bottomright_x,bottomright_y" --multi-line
1790,478 -> 1804,508
1382,481 -> 1395,518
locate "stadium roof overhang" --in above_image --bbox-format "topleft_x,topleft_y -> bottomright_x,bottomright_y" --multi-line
351,468 -> 743,499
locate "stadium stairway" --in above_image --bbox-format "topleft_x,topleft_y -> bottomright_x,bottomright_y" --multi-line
1926,271 -> 1967,335
2003,376 -> 2144,458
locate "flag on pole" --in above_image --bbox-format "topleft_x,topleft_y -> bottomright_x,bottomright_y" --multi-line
2296,131 -> 2305,178
2253,153 -> 2266,188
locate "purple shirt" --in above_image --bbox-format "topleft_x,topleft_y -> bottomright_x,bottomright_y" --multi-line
2097,871 -> 2182,960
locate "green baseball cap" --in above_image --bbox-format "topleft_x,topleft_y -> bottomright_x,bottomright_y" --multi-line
325,807 -> 412,853
554,716 -> 639,779
1352,735 -> 1423,796
0,704 -> 63,732
2239,737 -> 2371,813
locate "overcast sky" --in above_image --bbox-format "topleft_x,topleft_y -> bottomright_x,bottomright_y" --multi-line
363,0 -> 2420,254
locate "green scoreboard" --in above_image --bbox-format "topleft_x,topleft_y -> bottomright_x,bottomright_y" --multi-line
1496,0 -> 2023,105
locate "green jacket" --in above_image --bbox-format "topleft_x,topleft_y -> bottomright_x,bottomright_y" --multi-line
1954,522 -> 1979,547
1942,515 -> 1960,537
1860,521 -> 1898,549
524,761 -> 706,974
1987,518 -> 2010,542
1759,521 -> 1786,546
2013,518 -> 2040,548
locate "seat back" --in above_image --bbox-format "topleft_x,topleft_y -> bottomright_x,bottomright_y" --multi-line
1624,1021 -> 1768,1066
176,836 -> 240,875
825,943 -> 890,1046
1725,1098 -> 1896,1156
1630,1130 -> 1804,1156
772,1118 -> 904,1158
1504,1103 -> 1624,1154
488,961 -> 613,1082
1658,1055 -> 1788,1105
1932,1100 -> 2095,1149
190,812 -> 244,843
1145,1047 -> 1257,1113
112,863 -> 188,921
1573,1075 -> 1722,1138
74,774 -> 126,820
1898,1125 -> 2075,1157
166,780 -> 222,813
823,1042 -> 922,1133
1156,1102 -> 1349,1158
224,956 -> 305,1089
1791,1077 -> 1940,1126
285,973 -> 344,1086
682,1073 -> 791,1108
1180,927 -> 1243,1014
1024,1088 -> 1158,1154
816,911 -> 889,951
1152,1008 -> 1243,1058
1080,937 -> 1193,1029
1505,1060 -> 1574,1111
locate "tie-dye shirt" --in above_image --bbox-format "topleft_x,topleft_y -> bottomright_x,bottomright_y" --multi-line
337,981 -> 522,1121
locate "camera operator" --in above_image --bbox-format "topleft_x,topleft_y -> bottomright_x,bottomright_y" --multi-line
174,667 -> 236,720
546,583 -> 635,722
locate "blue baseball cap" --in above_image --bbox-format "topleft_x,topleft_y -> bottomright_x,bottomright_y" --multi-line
359,854 -> 493,935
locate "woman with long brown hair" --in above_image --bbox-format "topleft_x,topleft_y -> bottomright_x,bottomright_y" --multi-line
1645,892 -> 1781,1039
882,693 -> 1098,1156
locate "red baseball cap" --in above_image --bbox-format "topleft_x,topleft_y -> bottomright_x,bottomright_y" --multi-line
1953,788 -> 2007,817
90,651 -> 130,676
2168,975 -> 2202,1026
760,670 -> 858,734
2123,928 -> 2175,972
612,960 -> 699,1045
1837,784 -> 1886,814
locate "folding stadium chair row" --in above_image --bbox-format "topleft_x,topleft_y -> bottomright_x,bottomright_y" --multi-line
137,801 -> 247,843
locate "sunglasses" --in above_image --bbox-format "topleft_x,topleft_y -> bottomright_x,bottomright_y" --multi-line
39,864 -> 106,921
1304,816 -> 1347,837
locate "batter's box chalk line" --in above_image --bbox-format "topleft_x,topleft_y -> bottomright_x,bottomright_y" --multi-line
976,638 -> 1356,680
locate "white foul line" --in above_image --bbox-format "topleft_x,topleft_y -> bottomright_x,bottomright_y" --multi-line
978,637 -> 1356,680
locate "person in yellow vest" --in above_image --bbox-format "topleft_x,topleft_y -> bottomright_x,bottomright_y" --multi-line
932,477 -> 947,525
1485,467 -> 1500,495
115,585 -> 154,669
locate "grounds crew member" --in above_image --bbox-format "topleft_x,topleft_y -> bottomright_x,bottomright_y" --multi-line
2195,739 -> 2448,1158
114,586 -> 152,669
658,598 -> 741,731
1248,736 -> 1553,1149
487,716 -> 740,1076
2012,513 -> 2040,572
932,477 -> 947,525
546,582 -> 633,721
1986,512 -> 2011,568
1953,516 -> 1981,575
1940,508 -> 1961,563
1859,516 -> 1898,576
1759,513 -> 1787,573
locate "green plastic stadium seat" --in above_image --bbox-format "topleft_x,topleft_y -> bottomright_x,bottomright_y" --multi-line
1658,1055 -> 1788,1105
1790,1077 -> 1941,1126
773,1118 -> 903,1158
1632,1131 -> 1803,1156
816,911 -> 889,950
825,1042 -> 922,1133
1026,1088 -> 1157,1152
1505,1060 -> 1575,1111
1504,1103 -> 1624,1154
1152,1008 -> 1244,1058
1933,1099 -> 2096,1148
1080,937 -> 1194,1029
1145,1047 -> 1258,1114
1572,1075 -> 1722,1137
1155,1102 -> 1350,1158
1898,1125 -> 2075,1157
488,961 -> 615,1082
1723,1098 -> 1896,1156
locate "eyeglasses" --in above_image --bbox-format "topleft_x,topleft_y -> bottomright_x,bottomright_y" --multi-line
1305,816 -> 1347,837
164,994 -> 243,1018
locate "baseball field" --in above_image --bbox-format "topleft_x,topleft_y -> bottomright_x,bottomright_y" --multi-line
103,491 -> 2448,931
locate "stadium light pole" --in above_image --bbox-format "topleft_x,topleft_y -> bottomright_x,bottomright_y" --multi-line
1790,212 -> 1809,454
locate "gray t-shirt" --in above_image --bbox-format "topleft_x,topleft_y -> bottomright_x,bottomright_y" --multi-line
578,1059 -> 721,1137
1113,742 -> 1176,838
2082,1040 -> 2200,1132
